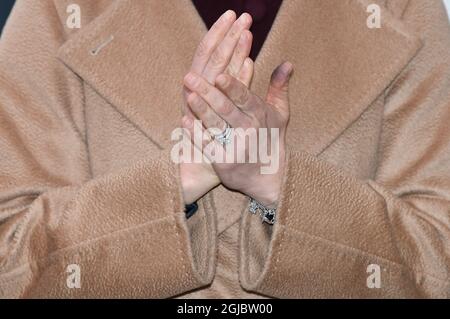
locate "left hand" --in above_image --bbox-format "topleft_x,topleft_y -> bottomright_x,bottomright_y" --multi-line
180,11 -> 254,204
182,62 -> 293,207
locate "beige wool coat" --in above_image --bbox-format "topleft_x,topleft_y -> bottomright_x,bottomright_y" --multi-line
0,0 -> 449,298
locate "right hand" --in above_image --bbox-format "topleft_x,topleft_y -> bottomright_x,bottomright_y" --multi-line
180,10 -> 254,204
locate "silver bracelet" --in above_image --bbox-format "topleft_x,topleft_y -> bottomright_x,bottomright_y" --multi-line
249,198 -> 277,225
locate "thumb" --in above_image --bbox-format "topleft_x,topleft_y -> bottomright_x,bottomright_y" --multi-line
266,62 -> 293,113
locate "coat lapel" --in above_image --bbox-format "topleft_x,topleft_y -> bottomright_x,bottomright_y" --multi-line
58,0 -> 422,154
251,0 -> 423,155
58,0 -> 206,149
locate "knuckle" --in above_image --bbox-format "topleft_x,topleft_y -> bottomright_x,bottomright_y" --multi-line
190,77 -> 200,90
192,98 -> 206,113
236,88 -> 250,105
190,78 -> 208,94
214,118 -> 224,130
218,74 -> 232,89
196,40 -> 211,58
243,118 -> 253,129
228,26 -> 239,39
217,101 -> 233,116
250,117 -> 260,128
226,65 -> 238,77
210,49 -> 227,68
199,83 -> 209,95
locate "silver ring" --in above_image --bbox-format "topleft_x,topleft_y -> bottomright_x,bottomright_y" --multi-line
214,122 -> 233,146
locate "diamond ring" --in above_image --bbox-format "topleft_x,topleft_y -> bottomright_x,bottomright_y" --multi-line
214,122 -> 233,146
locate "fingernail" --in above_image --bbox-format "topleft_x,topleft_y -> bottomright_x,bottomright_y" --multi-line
271,62 -> 293,85
184,73 -> 197,85
240,13 -> 251,25
283,62 -> 294,76
237,14 -> 246,24
223,10 -> 235,20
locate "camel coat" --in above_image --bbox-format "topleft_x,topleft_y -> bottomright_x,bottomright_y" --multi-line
0,0 -> 449,298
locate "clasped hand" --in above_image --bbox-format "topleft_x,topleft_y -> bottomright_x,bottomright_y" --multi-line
180,10 -> 293,208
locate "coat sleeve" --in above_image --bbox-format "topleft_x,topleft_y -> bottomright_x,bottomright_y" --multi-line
239,0 -> 450,298
0,0 -> 216,298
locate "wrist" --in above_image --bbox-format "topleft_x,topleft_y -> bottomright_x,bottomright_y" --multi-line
180,163 -> 220,204
250,188 -> 280,208
246,160 -> 285,208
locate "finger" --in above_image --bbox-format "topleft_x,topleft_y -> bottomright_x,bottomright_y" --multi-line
182,114 -> 207,147
191,10 -> 236,75
187,92 -> 227,132
215,73 -> 254,111
226,30 -> 253,78
182,115 -> 224,163
184,73 -> 250,129
236,57 -> 254,87
182,91 -> 196,116
203,13 -> 252,83
266,62 -> 294,115
181,115 -> 194,141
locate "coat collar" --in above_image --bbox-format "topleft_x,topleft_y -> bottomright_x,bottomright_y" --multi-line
58,0 -> 423,155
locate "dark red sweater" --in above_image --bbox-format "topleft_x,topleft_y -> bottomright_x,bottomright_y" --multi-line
192,0 -> 283,60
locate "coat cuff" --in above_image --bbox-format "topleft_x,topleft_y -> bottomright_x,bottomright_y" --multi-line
18,150 -> 216,298
239,150 -> 420,298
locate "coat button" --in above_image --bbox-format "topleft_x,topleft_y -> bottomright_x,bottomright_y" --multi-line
244,0 -> 267,22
